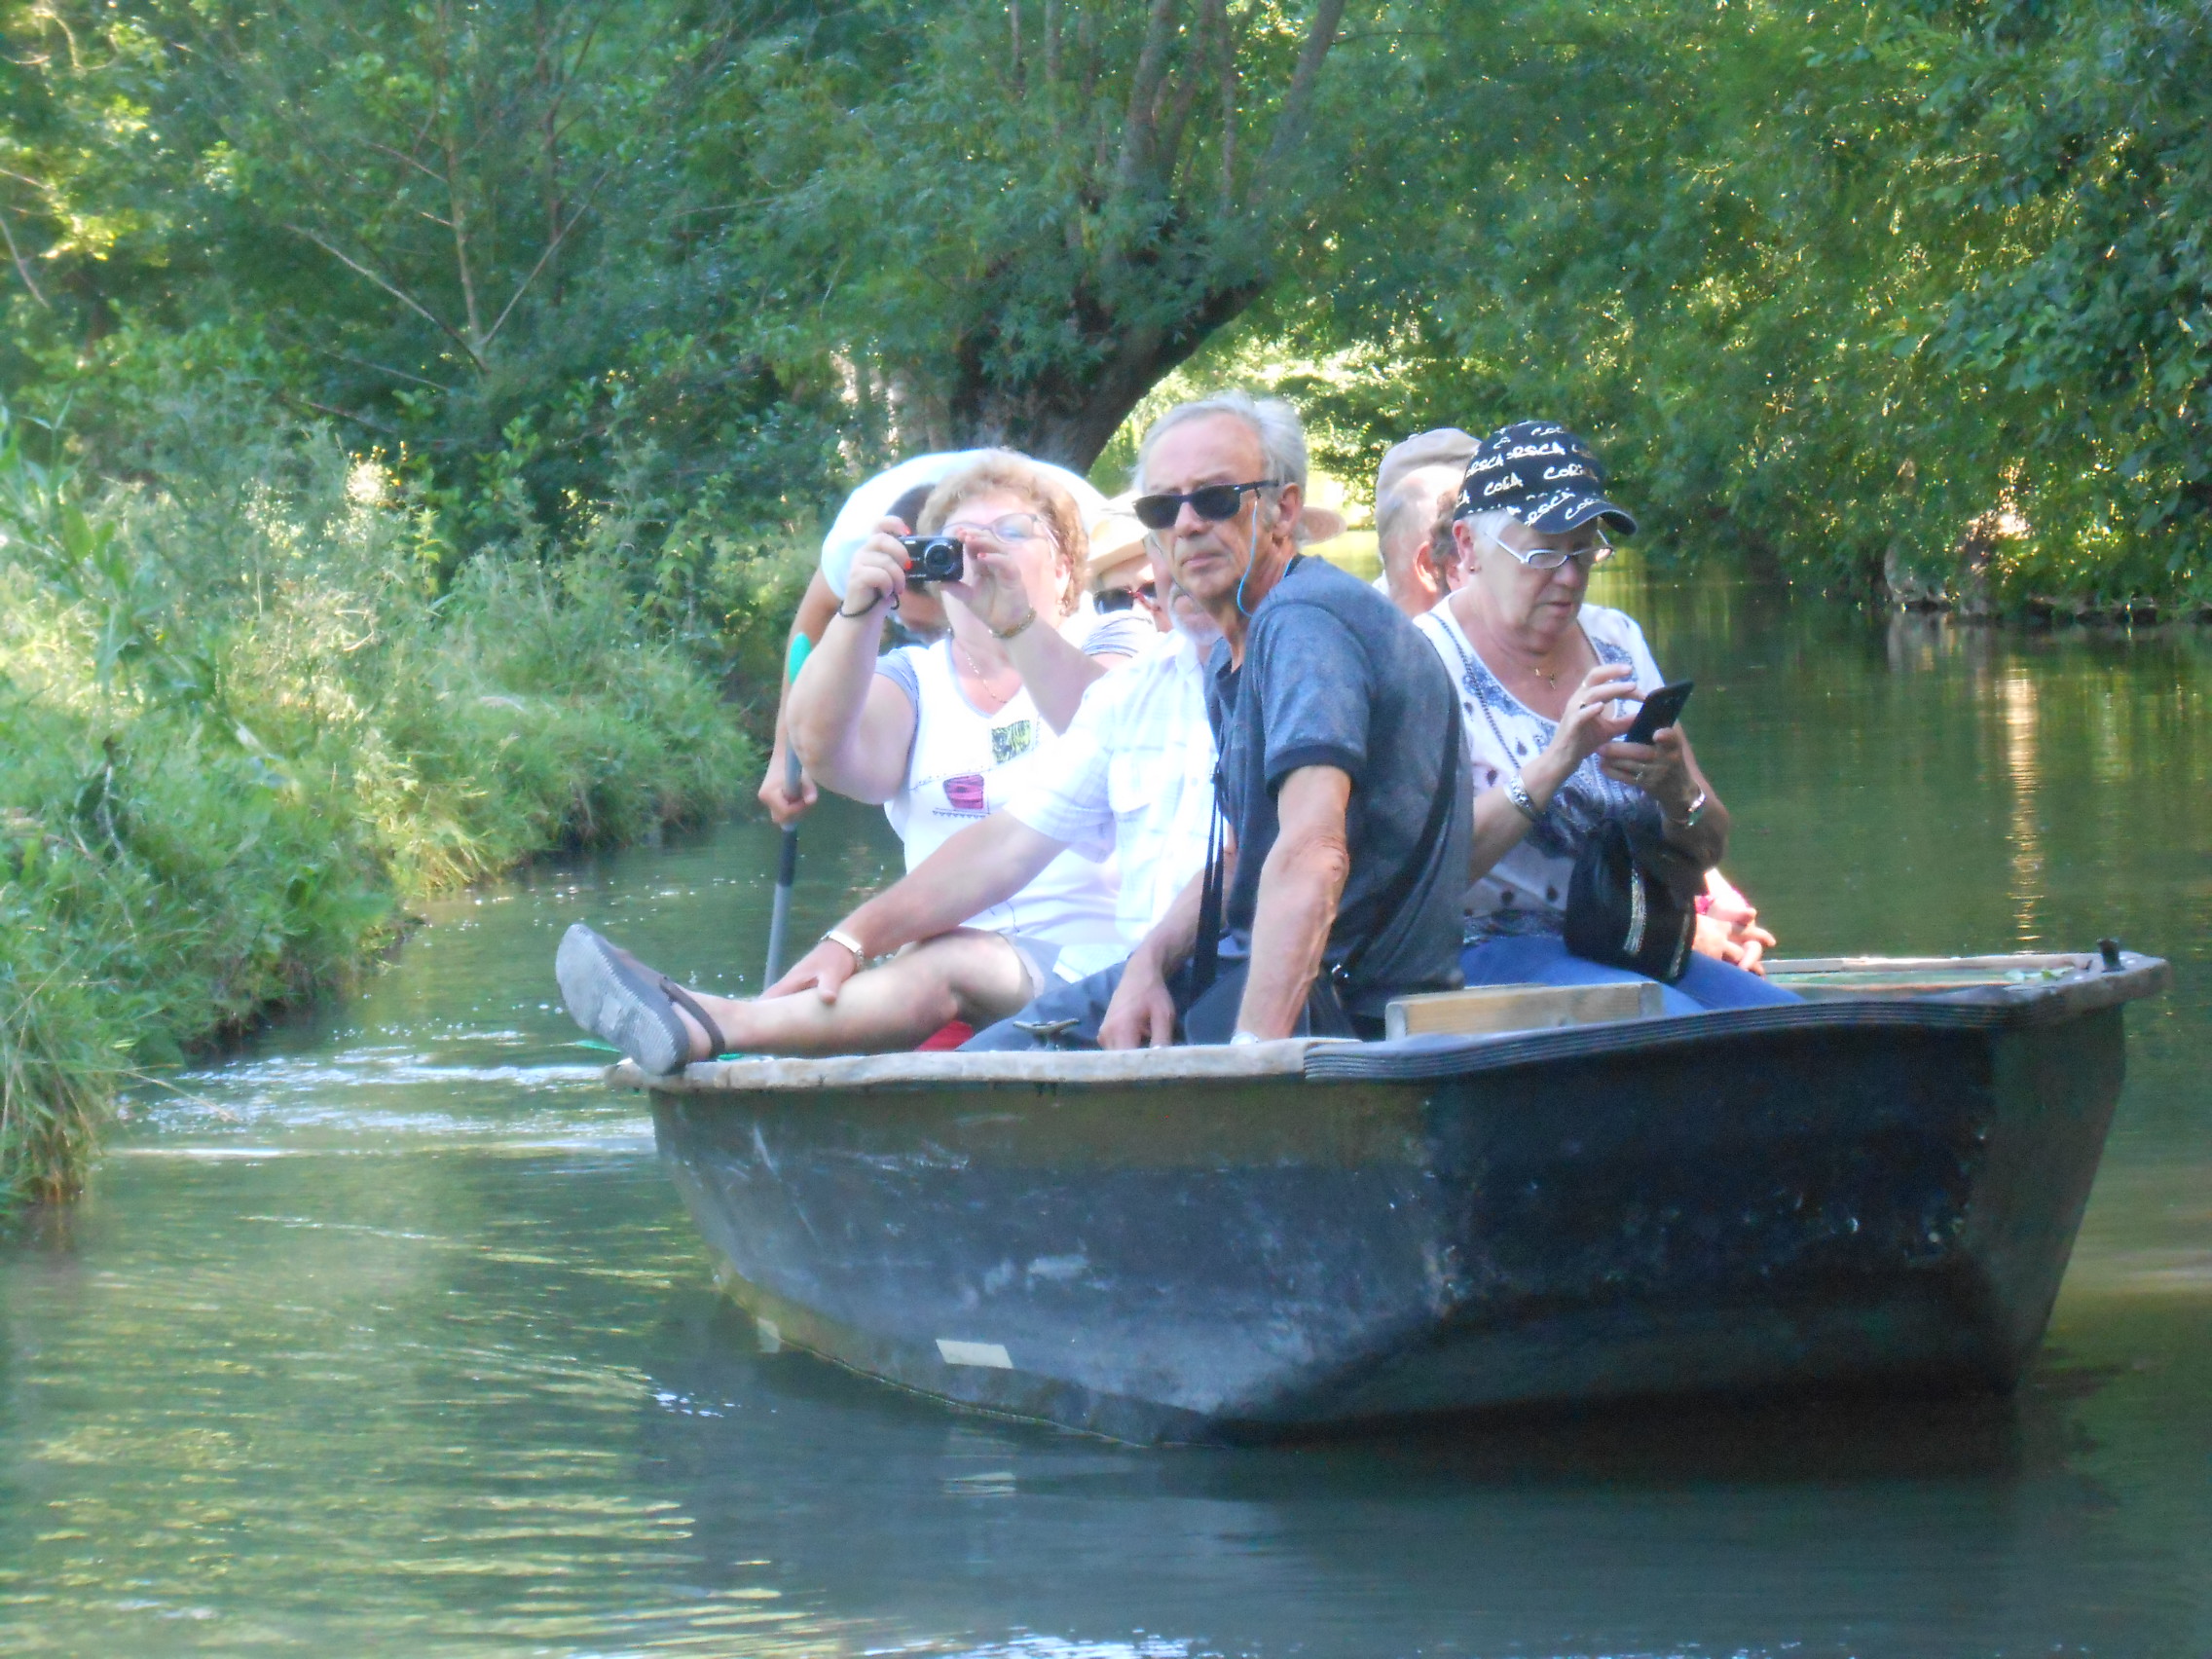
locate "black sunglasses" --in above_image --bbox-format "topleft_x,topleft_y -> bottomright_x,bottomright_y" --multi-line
1130,480 -> 1283,531
1093,581 -> 1159,612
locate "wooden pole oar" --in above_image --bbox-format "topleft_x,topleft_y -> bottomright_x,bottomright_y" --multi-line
761,634 -> 811,989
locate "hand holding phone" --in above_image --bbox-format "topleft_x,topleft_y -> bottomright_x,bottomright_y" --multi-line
1622,680 -> 1694,745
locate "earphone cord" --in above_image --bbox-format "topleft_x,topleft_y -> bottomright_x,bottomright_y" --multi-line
1235,503 -> 1262,616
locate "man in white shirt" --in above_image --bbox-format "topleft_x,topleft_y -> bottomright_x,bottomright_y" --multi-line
762,588 -> 1221,1018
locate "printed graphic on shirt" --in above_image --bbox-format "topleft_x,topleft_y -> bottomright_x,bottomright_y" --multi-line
991,719 -> 1041,766
941,773 -> 987,814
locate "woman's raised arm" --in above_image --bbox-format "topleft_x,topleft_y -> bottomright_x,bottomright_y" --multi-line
787,523 -> 920,805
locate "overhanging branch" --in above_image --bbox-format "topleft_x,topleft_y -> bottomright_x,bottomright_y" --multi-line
282,222 -> 486,371
1259,0 -> 1350,185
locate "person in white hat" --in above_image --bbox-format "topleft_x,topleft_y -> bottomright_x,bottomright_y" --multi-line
1084,500 -> 1170,634
561,451 -> 1140,1070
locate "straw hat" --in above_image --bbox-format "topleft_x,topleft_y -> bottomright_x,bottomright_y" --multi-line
1088,505 -> 1153,587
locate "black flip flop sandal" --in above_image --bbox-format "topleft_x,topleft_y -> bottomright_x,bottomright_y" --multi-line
556,923 -> 729,1075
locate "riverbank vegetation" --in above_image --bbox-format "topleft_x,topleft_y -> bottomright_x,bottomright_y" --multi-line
0,411 -> 763,1205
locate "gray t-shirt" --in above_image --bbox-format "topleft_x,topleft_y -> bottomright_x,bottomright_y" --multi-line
1206,555 -> 1471,1014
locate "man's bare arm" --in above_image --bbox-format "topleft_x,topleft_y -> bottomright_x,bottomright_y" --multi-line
1234,765 -> 1352,1040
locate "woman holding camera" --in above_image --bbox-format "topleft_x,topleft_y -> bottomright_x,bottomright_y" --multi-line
556,453 -> 1135,1071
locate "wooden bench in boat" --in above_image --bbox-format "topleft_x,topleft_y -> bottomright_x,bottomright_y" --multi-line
1378,952 -> 2118,1036
1382,980 -> 1664,1040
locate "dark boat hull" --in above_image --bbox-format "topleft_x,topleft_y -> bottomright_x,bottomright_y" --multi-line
643,955 -> 2161,1443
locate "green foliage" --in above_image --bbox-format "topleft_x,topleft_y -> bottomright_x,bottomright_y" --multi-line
1915,0 -> 2212,600
1,0 -> 1383,495
0,414 -> 751,1209
0,0 -> 853,564
1323,0 -> 2212,608
710,0 -> 1373,461
8,0 -> 2211,604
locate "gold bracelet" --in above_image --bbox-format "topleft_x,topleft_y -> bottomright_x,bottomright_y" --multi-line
990,608 -> 1039,642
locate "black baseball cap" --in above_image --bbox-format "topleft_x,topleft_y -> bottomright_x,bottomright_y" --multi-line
1453,421 -> 1638,535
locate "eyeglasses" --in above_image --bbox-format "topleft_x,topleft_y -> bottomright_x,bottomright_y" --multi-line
942,513 -> 1049,546
1130,481 -> 1283,532
1485,526 -> 1614,571
1093,581 -> 1159,612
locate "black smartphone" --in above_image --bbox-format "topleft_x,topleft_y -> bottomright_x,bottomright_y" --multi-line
1622,680 -> 1694,745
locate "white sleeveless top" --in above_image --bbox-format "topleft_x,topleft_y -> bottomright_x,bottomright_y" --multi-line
877,640 -> 1124,949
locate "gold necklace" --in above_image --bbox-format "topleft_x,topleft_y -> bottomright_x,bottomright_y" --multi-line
1468,600 -> 1564,691
955,638 -> 1013,695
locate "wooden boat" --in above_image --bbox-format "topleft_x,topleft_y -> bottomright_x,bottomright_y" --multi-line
617,948 -> 2167,1445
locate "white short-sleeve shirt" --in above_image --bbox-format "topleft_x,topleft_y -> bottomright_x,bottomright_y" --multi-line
1004,630 -> 1218,947
1414,599 -> 1666,940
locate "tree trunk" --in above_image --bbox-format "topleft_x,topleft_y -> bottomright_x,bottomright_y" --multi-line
943,277 -> 1262,469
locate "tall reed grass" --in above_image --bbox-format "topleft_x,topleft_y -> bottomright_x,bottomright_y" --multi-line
0,419 -> 758,1208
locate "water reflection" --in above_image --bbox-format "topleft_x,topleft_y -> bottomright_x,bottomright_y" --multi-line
3,587 -> 2210,1657
2001,668 -> 2044,945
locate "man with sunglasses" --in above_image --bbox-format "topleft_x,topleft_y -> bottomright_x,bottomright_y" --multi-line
966,390 -> 1472,1050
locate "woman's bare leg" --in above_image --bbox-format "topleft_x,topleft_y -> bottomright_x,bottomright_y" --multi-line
663,930 -> 1037,1058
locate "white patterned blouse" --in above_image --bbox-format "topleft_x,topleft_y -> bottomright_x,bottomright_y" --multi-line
1413,598 -> 1666,942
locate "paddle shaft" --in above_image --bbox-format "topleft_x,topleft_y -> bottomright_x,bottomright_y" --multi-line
761,633 -> 813,988
762,754 -> 801,986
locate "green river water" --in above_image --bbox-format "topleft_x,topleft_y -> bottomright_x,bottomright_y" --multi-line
3,576 -> 2208,1657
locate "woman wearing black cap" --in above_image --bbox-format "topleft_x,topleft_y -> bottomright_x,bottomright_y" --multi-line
1412,422 -> 1796,1014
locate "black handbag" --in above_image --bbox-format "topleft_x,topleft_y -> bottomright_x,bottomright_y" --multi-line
1563,815 -> 1705,984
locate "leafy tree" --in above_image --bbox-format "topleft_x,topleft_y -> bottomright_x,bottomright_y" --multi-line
8,0 -> 2212,608
701,0 -> 1373,464
1281,0 -> 2212,605
0,0 -> 850,554
1918,0 -> 2212,596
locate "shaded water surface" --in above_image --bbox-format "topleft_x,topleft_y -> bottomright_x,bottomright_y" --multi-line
4,580 -> 2209,1657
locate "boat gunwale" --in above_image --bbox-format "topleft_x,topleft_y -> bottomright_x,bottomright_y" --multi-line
612,951 -> 2167,1096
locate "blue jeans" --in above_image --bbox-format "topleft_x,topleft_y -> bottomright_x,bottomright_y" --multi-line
1458,932 -> 1800,1017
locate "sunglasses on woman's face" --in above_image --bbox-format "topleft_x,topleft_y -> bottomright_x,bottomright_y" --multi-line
1093,581 -> 1159,612
1129,480 -> 1283,531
